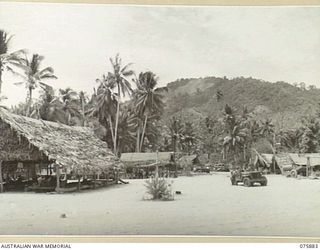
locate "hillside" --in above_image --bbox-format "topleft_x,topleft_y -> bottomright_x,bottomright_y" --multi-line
163,76 -> 320,130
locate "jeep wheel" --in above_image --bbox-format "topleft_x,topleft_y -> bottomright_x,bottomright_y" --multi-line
244,179 -> 251,187
261,181 -> 267,186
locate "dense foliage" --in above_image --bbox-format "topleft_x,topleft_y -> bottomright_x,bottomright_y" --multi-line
2,29 -> 320,168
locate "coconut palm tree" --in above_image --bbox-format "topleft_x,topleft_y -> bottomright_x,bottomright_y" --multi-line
168,116 -> 184,153
14,53 -> 57,116
37,86 -> 67,123
134,71 -> 167,152
107,54 -> 134,154
223,125 -> 247,164
58,87 -> 80,125
89,75 -> 117,149
181,121 -> 197,155
259,118 -> 274,137
79,91 -> 88,126
0,30 -> 25,94
116,108 -> 138,154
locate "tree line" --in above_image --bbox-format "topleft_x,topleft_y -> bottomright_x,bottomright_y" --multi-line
1,29 -> 320,166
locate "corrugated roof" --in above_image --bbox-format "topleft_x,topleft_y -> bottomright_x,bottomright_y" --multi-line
0,108 -> 120,173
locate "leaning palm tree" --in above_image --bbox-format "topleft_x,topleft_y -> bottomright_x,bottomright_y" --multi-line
107,54 -> 134,154
134,71 -> 167,152
0,30 -> 25,94
14,53 -> 57,116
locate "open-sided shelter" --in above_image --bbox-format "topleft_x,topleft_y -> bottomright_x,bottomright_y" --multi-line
0,108 -> 121,192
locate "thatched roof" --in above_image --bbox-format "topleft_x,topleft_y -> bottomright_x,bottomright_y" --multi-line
120,152 -> 174,166
274,153 -> 293,172
178,154 -> 198,164
0,108 -> 120,173
254,153 -> 273,168
288,153 -> 320,167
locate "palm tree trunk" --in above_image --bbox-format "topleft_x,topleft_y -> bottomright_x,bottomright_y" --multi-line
139,113 -> 148,152
173,137 -> 176,154
0,69 -> 2,95
114,85 -> 121,155
81,98 -> 86,126
136,126 -> 140,152
26,88 -> 33,117
108,114 -> 115,149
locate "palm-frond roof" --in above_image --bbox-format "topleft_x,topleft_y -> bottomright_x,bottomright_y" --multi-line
0,108 -> 120,173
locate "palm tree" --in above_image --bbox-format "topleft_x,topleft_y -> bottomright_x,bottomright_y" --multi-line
116,108 -> 138,154
15,53 -> 57,116
89,75 -> 117,149
107,54 -> 134,154
259,118 -> 274,137
279,128 -> 303,152
79,91 -> 88,126
168,116 -> 184,153
223,125 -> 247,164
134,71 -> 167,152
37,86 -> 67,123
0,30 -> 25,94
181,122 -> 197,155
59,87 -> 80,125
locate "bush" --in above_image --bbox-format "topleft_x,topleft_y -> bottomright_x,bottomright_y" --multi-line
144,177 -> 174,201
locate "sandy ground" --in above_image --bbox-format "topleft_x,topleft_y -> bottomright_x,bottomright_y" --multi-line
0,173 -> 319,237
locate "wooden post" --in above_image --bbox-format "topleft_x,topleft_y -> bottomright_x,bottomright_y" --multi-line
306,157 -> 310,177
77,174 -> 81,191
55,164 -> 60,192
155,151 -> 159,179
93,172 -> 96,189
0,160 -> 4,193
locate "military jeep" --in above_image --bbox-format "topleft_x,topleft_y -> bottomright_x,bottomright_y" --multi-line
230,171 -> 268,187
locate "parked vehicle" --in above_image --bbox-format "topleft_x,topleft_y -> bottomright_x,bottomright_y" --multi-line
213,163 -> 229,172
193,166 -> 210,173
230,171 -> 268,187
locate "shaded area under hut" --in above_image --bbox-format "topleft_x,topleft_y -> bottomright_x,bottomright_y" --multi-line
120,152 -> 176,179
0,108 -> 122,193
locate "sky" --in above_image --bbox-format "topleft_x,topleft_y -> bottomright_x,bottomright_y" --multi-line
0,2 -> 320,106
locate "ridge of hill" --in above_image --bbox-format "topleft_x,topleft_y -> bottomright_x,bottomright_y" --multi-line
163,76 -> 320,129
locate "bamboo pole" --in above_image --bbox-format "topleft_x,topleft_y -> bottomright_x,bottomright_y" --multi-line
0,160 -> 3,193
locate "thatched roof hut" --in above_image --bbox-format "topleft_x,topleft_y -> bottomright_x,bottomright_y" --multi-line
0,108 -> 120,175
288,153 -> 320,167
178,154 -> 200,167
120,152 -> 174,167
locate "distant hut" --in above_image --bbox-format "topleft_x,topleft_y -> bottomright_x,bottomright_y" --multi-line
274,153 -> 293,175
120,152 -> 175,179
287,153 -> 320,177
178,154 -> 200,174
253,150 -> 283,174
0,108 -> 121,193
